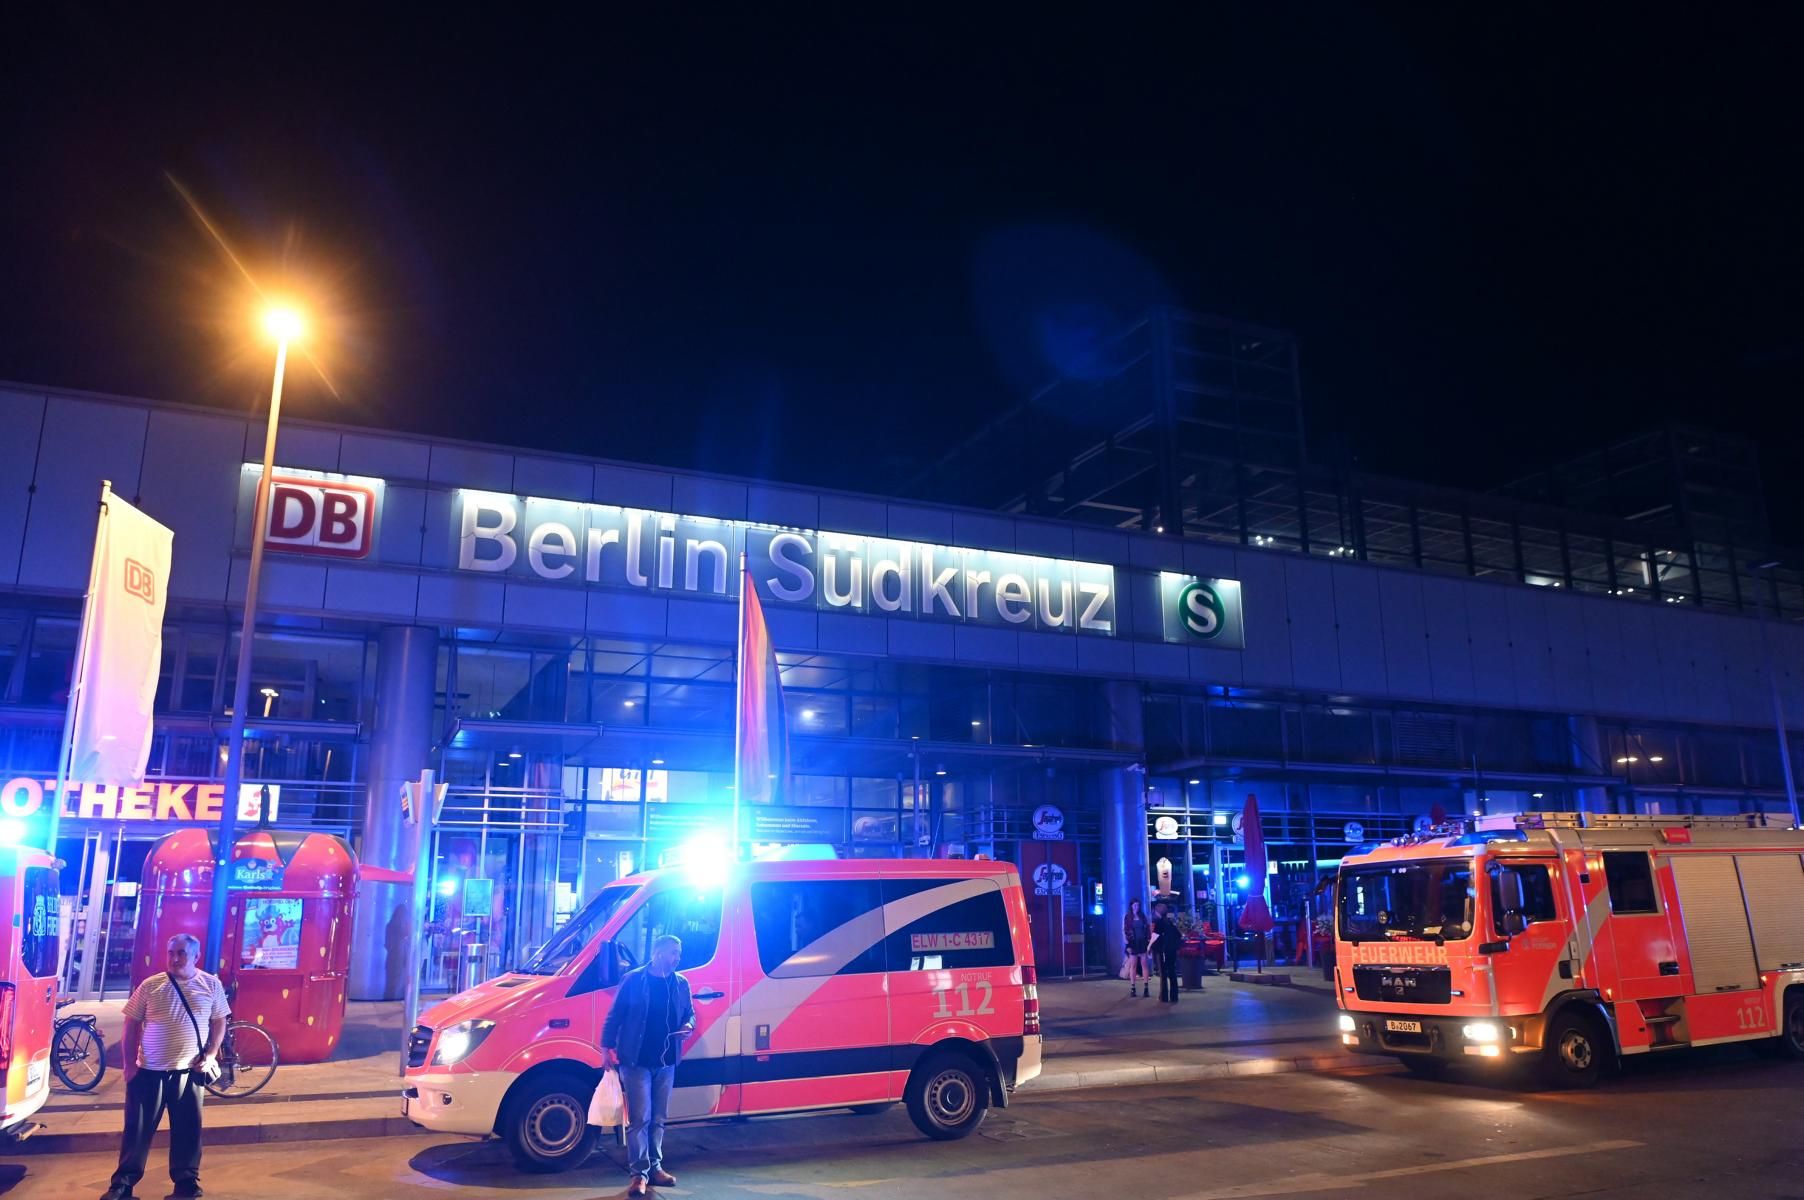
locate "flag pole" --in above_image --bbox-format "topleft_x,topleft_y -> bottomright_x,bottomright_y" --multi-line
47,480 -> 112,857
732,552 -> 747,859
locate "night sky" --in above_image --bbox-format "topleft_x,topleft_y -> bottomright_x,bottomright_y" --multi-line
4,10 -> 1801,536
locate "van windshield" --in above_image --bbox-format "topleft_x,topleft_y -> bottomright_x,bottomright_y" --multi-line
517,884 -> 637,975
1338,862 -> 1476,943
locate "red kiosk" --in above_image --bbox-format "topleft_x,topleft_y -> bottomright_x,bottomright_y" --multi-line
131,829 -> 359,1063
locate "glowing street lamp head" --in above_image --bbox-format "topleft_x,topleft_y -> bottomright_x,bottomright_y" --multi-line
262,306 -> 305,342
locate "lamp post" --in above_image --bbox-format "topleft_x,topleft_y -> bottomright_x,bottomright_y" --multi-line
1752,561 -> 1802,828
204,307 -> 303,972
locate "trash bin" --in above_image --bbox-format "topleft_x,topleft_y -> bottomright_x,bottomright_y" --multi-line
1178,932 -> 1206,990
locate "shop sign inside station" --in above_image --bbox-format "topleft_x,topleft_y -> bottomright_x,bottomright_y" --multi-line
455,490 -> 1119,636
1158,573 -> 1246,650
0,778 -> 280,824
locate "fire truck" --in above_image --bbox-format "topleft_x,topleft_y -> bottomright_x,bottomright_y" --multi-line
1333,812 -> 1804,1087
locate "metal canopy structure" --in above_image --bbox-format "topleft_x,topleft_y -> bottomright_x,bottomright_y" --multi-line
896,305 -> 1804,621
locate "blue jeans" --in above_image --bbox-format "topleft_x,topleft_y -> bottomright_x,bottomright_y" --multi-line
619,1064 -> 675,1177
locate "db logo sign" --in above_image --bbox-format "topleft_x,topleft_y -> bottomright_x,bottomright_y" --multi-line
265,476 -> 377,559
123,559 -> 156,603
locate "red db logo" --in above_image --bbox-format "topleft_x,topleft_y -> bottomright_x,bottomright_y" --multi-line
265,476 -> 377,559
123,559 -> 155,603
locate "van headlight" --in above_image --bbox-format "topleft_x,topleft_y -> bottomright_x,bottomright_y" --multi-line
1462,1022 -> 1501,1043
1337,1014 -> 1356,1033
432,1020 -> 497,1066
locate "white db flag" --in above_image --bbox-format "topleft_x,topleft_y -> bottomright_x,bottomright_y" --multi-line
69,491 -> 174,785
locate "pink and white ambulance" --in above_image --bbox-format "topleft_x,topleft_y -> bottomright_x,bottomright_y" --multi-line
402,857 -> 1043,1171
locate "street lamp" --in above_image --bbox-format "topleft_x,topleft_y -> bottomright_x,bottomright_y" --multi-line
204,305 -> 304,971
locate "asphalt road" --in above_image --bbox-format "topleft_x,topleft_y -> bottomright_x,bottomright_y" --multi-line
7,1046 -> 1802,1200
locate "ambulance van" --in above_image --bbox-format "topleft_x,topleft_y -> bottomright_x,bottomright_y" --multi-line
1334,812 -> 1804,1087
403,857 -> 1043,1171
0,844 -> 59,1142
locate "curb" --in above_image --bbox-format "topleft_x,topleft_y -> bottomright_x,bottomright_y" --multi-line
1023,1050 -> 1369,1095
12,1112 -> 418,1157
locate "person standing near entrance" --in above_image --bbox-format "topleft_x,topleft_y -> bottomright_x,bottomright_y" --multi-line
102,934 -> 229,1200
1122,898 -> 1152,997
601,934 -> 696,1197
1150,902 -> 1183,1004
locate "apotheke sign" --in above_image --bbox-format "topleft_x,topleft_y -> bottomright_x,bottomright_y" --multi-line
1,778 -> 281,824
455,491 -> 1119,636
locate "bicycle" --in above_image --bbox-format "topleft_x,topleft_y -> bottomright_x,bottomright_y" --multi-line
50,1000 -> 106,1093
203,1020 -> 280,1099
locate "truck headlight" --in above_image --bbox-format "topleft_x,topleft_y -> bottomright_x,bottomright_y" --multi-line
433,1020 -> 497,1066
1462,1022 -> 1501,1043
1337,1013 -> 1356,1033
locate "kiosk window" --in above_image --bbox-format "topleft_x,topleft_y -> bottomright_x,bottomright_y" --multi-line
1603,853 -> 1659,914
20,866 -> 58,979
750,880 -> 885,977
883,880 -> 1013,971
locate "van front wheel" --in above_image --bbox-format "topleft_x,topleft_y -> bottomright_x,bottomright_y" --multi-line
502,1070 -> 599,1173
905,1051 -> 990,1141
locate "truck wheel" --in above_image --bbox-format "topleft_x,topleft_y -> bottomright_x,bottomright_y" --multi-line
1778,991 -> 1804,1061
1539,1011 -> 1608,1089
503,1070 -> 599,1173
905,1051 -> 990,1140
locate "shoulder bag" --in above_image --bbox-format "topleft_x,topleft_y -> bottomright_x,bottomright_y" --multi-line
167,972 -> 223,1084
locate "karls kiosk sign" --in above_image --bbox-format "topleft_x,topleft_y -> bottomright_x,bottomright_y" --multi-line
456,491 -> 1121,635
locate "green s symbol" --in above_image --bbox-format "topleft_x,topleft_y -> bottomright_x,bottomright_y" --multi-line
1178,581 -> 1224,640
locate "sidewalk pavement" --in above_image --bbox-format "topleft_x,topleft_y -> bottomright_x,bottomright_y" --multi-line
15,972 -> 1359,1156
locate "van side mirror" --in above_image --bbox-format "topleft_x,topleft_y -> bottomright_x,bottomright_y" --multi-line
1501,910 -> 1528,937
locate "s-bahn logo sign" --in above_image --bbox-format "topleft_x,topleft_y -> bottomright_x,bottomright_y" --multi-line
1158,573 -> 1246,650
456,491 -> 1119,636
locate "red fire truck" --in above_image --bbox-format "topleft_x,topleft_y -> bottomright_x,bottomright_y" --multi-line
1334,812 -> 1804,1086
1,843 -> 60,1140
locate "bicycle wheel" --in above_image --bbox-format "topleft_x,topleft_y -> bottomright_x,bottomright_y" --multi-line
51,1020 -> 106,1092
206,1022 -> 278,1099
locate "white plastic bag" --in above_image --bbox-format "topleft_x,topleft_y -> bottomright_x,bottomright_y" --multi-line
1117,958 -> 1132,980
587,1069 -> 623,1128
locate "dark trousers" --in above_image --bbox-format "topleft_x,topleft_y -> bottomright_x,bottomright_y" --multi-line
111,1069 -> 204,1191
1158,953 -> 1180,1002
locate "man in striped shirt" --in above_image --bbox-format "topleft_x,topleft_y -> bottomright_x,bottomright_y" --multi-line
101,934 -> 230,1200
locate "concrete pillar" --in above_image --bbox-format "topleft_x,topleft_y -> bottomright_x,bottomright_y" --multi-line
1098,680 -> 1149,978
350,625 -> 439,1001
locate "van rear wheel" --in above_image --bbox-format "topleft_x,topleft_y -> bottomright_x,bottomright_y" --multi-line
905,1051 -> 990,1140
502,1070 -> 598,1173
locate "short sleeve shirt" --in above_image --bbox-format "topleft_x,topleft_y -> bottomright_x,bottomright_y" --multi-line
123,971 -> 232,1070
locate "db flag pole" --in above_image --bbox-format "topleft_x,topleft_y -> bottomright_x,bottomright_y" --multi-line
732,552 -> 746,857
46,480 -> 113,854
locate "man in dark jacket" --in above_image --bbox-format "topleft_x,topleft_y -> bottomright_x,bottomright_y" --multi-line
1151,903 -> 1183,1003
601,935 -> 695,1197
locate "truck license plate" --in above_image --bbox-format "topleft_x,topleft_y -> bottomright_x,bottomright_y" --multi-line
1385,1019 -> 1423,1033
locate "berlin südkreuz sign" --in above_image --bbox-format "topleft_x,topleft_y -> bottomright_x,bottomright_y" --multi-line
455,491 -> 1119,636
